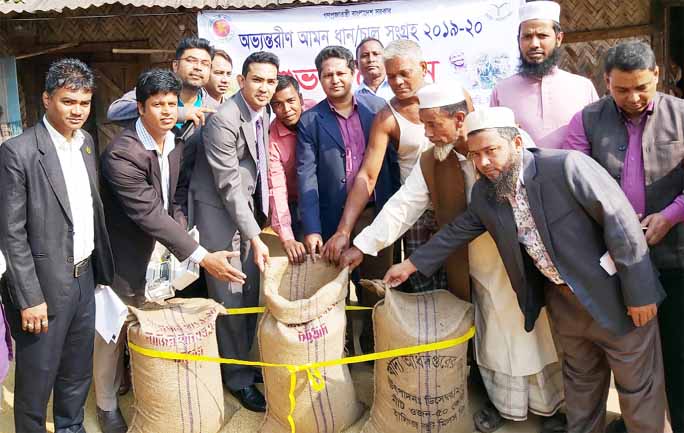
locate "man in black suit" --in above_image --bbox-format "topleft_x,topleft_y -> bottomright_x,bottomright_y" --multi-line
0,59 -> 114,433
96,69 -> 244,433
385,107 -> 670,433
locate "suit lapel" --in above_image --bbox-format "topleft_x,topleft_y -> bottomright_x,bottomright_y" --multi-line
235,92 -> 258,162
168,141 -> 182,210
80,138 -> 98,196
522,149 -> 558,264
36,121 -> 73,224
132,128 -> 163,195
320,102 -> 345,150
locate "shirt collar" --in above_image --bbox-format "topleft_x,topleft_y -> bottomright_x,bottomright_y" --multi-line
273,118 -> 295,138
328,96 -> 358,118
43,115 -> 85,151
246,100 -> 264,124
358,78 -> 389,95
135,118 -> 176,157
616,99 -> 655,124
178,91 -> 203,108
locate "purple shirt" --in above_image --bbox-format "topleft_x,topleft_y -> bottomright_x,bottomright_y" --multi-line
564,102 -> 684,225
0,303 -> 12,383
328,98 -> 365,192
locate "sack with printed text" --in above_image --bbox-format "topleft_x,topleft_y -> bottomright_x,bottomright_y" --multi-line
258,257 -> 363,433
362,289 -> 474,433
127,298 -> 225,433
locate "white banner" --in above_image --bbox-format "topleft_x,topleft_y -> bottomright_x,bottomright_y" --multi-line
198,0 -> 524,106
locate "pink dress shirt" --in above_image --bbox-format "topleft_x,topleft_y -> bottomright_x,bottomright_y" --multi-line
564,102 -> 684,225
491,67 -> 599,149
268,99 -> 316,241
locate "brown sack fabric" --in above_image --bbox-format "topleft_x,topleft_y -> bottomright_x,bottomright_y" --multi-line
127,298 -> 225,433
362,289 -> 474,433
258,257 -> 363,433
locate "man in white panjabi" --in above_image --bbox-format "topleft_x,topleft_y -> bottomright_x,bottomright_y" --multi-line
340,83 -> 565,433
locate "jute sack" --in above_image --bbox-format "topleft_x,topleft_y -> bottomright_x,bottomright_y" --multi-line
127,298 -> 225,433
258,257 -> 363,433
362,289 -> 474,433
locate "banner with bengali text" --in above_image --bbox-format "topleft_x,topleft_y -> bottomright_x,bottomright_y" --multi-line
198,0 -> 524,106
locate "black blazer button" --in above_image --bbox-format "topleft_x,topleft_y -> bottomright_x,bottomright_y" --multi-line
67,256 -> 74,264
341,178 -> 346,183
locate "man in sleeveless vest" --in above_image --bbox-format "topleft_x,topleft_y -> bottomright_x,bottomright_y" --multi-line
323,40 -> 451,294
340,86 -> 565,432
564,41 -> 683,433
490,1 -> 598,149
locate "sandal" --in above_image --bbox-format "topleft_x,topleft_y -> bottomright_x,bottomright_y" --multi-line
473,402 -> 505,433
541,412 -> 568,433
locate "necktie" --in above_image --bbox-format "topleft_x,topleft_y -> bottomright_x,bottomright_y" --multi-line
255,117 -> 269,217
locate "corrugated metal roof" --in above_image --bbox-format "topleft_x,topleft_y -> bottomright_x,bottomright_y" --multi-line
0,0 -> 347,14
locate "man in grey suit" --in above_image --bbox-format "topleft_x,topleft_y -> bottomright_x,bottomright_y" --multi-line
384,107 -> 670,433
0,59 -> 114,433
190,51 -> 278,412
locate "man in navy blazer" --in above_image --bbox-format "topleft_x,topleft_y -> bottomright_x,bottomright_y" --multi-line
296,45 -> 398,353
297,46 -> 396,245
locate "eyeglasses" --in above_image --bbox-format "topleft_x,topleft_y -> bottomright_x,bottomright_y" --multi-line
179,56 -> 211,68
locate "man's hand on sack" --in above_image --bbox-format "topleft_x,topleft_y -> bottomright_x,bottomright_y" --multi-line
200,251 -> 246,283
338,246 -> 364,270
251,236 -> 270,272
383,259 -> 417,288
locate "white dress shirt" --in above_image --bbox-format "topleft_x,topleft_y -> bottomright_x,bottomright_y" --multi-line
44,116 -> 94,264
135,119 -> 207,264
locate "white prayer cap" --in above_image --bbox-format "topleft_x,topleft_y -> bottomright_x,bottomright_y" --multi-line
519,1 -> 561,24
416,82 -> 466,109
465,107 -> 517,135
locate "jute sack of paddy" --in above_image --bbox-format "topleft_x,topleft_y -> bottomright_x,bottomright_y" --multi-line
362,287 -> 474,433
259,257 -> 363,433
127,298 -> 225,433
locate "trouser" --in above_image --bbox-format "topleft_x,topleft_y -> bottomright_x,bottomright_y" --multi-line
659,268 -> 684,432
194,200 -> 260,391
544,282 -> 670,433
92,293 -> 145,411
6,263 -> 95,433
350,206 -> 394,353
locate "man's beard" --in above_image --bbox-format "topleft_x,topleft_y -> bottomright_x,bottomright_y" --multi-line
433,142 -> 454,162
182,80 -> 202,92
484,152 -> 522,203
518,47 -> 560,79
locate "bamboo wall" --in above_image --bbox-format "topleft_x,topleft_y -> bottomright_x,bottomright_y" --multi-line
557,0 -> 653,95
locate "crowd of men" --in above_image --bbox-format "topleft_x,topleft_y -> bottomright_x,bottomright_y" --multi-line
0,1 -> 681,433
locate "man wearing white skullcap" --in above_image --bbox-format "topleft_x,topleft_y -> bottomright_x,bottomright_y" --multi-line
340,82 -> 472,300
385,106 -> 670,433
341,91 -> 565,432
491,0 -> 598,149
